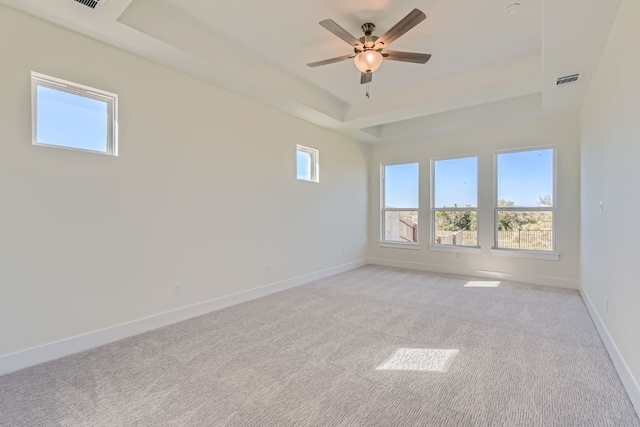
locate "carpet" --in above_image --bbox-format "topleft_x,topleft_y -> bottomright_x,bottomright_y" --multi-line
1,266 -> 638,426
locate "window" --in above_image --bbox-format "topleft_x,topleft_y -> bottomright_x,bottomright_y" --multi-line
432,156 -> 478,247
381,163 -> 419,244
495,148 -> 555,252
31,72 -> 117,155
296,145 -> 319,182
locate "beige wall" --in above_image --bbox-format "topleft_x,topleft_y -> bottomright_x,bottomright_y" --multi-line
368,113 -> 581,287
0,6 -> 369,357
580,0 -> 640,402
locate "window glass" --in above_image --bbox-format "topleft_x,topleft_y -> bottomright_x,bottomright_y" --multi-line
496,148 -> 555,252
382,163 -> 418,243
434,157 -> 477,208
32,72 -> 117,155
296,145 -> 319,182
297,150 -> 312,180
384,163 -> 418,208
432,157 -> 478,247
497,149 -> 553,207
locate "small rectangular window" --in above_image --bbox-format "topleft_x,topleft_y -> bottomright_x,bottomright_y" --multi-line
382,163 -> 419,244
432,156 -> 478,247
296,145 -> 319,182
495,148 -> 555,252
31,72 -> 118,155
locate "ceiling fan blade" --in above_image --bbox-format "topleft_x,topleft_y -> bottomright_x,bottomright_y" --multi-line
377,9 -> 426,47
360,72 -> 372,84
319,19 -> 362,47
382,51 -> 432,64
307,54 -> 355,68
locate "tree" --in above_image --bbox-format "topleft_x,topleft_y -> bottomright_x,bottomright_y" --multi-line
496,196 -> 553,230
538,195 -> 552,207
497,210 -> 534,230
435,204 -> 477,231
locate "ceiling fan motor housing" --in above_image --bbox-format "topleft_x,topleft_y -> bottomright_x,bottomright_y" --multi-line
356,35 -> 381,54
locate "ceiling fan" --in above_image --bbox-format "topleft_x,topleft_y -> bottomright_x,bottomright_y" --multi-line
307,9 -> 432,89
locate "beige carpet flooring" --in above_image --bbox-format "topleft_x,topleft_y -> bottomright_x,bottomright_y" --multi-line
1,266 -> 639,426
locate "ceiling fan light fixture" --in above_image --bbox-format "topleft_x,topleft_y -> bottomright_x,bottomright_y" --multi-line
354,50 -> 383,73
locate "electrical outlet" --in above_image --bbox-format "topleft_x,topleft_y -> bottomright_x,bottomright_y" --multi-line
265,265 -> 271,275
173,283 -> 182,295
343,250 -> 347,258
599,201 -> 604,214
605,296 -> 609,313
455,253 -> 461,260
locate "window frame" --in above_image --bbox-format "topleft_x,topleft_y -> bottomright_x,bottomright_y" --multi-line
430,154 -> 480,251
380,162 -> 420,247
296,144 -> 319,183
31,71 -> 118,156
493,146 -> 557,256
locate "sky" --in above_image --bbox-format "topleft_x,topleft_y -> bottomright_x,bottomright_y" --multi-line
37,86 -> 108,152
385,163 -> 419,208
297,150 -> 311,180
497,149 -> 553,206
434,157 -> 478,207
385,149 -> 553,208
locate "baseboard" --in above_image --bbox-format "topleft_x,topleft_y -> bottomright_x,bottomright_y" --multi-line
580,286 -> 640,416
0,259 -> 369,376
369,258 -> 579,289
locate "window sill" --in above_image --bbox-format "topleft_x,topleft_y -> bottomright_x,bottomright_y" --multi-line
428,245 -> 482,254
490,249 -> 560,261
379,242 -> 420,250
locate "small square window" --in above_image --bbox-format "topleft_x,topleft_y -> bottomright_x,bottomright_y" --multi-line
296,145 -> 319,182
31,72 -> 118,156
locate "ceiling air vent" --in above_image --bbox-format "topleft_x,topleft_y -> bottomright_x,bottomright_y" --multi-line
72,0 -> 108,9
555,73 -> 581,87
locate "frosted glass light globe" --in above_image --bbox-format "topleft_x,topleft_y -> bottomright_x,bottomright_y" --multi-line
354,50 -> 383,73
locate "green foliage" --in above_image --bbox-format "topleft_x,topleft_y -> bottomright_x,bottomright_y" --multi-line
496,196 -> 553,230
436,197 -> 553,232
497,210 -> 534,230
435,204 -> 477,231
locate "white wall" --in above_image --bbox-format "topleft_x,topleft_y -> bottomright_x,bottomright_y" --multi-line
368,113 -> 581,287
580,0 -> 640,408
0,6 -> 368,359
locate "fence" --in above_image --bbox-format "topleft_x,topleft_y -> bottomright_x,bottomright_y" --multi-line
388,220 -> 552,250
435,230 -> 477,246
385,211 -> 418,242
497,229 -> 553,251
434,229 -> 552,251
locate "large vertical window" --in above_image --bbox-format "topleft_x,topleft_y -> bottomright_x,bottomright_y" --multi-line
432,156 -> 478,247
495,148 -> 555,252
31,72 -> 118,155
381,163 -> 419,244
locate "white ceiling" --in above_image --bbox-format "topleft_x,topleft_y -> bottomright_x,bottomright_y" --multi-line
0,0 -> 623,142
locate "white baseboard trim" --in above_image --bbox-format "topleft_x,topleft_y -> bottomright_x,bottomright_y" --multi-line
369,258 -> 579,289
0,259 -> 369,376
580,286 -> 640,417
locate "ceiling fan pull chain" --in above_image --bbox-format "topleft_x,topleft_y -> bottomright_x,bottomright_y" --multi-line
366,82 -> 370,98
